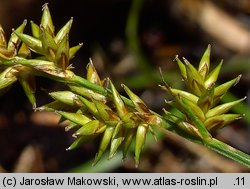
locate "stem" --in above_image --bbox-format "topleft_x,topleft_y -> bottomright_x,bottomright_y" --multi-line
70,74 -> 135,108
206,138 -> 250,167
71,75 -> 107,96
178,97 -> 212,140
180,101 -> 250,167
126,0 -> 152,75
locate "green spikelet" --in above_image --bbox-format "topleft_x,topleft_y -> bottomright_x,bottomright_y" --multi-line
163,45 -> 245,138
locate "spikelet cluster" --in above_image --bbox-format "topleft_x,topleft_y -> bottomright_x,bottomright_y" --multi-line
0,4 -> 162,166
0,4 -> 82,107
37,59 -> 162,166
14,4 -> 82,70
0,20 -> 32,96
161,45 -> 245,139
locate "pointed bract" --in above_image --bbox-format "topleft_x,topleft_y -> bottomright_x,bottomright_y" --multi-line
93,126 -> 114,165
69,43 -> 83,60
14,32 -> 43,54
69,84 -> 106,102
57,111 -> 92,126
30,21 -> 40,38
36,100 -> 69,112
175,56 -> 186,79
135,124 -> 147,167
56,34 -> 69,70
110,80 -> 128,118
86,60 -> 102,85
75,120 -> 103,136
40,26 -> 57,61
8,20 -> 27,51
198,44 -> 211,79
93,99 -> 119,122
205,114 -> 243,131
19,74 -> 36,108
205,60 -> 223,88
67,136 -> 94,151
184,58 -> 204,95
18,43 -> 31,58
55,18 -> 73,44
41,3 -> 54,35
122,128 -> 135,159
213,75 -> 241,104
206,97 -> 246,118
109,122 -> 124,159
0,66 -> 18,91
49,91 -> 80,106
0,25 -> 7,47
122,84 -> 150,113
197,85 -> 214,114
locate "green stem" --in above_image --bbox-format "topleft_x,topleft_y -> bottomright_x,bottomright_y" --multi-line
181,103 -> 250,167
206,138 -> 250,167
126,0 -> 152,75
70,74 -> 136,108
179,105 -> 250,167
161,115 -> 250,167
178,97 -> 212,140
70,75 -> 107,96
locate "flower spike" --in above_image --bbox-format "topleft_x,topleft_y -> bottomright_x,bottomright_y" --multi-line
163,45 -> 245,137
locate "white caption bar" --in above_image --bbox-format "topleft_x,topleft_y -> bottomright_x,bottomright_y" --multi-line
0,173 -> 249,189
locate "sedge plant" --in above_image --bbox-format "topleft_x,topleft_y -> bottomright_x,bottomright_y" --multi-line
0,4 -> 249,168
